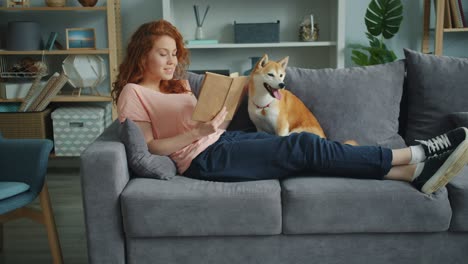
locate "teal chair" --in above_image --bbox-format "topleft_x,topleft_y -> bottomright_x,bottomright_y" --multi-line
0,133 -> 63,264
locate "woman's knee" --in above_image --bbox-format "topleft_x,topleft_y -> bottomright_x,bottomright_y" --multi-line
288,131 -> 322,145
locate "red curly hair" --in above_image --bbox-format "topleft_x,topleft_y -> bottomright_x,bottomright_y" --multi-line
112,19 -> 190,104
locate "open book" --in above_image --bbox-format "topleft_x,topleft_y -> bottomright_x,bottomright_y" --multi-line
192,72 -> 249,122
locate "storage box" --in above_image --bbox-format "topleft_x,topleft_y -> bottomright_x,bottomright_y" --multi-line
0,102 -> 21,112
52,105 -> 110,156
0,81 -> 48,99
234,20 -> 280,43
0,108 -> 53,139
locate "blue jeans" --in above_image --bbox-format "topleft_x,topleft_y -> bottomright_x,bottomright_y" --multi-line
184,131 -> 393,182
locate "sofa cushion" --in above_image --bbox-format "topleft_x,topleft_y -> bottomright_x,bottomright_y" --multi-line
404,49 -> 468,144
281,176 -> 452,234
447,166 -> 468,231
186,71 -> 204,97
284,61 -> 406,148
119,119 -> 176,180
121,176 -> 281,237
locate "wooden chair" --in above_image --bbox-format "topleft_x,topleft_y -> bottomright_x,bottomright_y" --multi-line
0,134 -> 63,264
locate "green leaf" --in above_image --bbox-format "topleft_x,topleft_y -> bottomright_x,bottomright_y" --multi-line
351,50 -> 370,66
364,0 -> 403,39
366,32 -> 381,48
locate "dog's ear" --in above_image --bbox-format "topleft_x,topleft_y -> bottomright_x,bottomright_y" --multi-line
256,54 -> 269,69
278,56 -> 289,70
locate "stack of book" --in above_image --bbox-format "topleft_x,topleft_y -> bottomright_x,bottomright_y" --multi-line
442,0 -> 467,28
19,72 -> 68,112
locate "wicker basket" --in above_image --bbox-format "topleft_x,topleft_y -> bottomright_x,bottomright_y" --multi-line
45,0 -> 66,7
0,108 -> 53,139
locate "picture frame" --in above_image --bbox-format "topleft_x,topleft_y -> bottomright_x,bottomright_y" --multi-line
66,28 -> 96,50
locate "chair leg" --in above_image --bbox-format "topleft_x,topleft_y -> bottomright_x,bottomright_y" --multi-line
0,223 -> 3,253
39,183 -> 63,264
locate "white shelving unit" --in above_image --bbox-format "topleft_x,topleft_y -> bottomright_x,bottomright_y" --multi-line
162,0 -> 345,73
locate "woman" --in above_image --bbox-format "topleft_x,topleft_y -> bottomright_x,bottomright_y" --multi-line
113,20 -> 468,195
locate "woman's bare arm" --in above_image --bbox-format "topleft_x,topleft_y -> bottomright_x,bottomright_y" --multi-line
135,107 -> 228,156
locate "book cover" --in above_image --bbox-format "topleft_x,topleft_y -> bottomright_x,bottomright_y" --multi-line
34,72 -> 69,111
445,0 -> 453,28
192,72 -> 248,122
45,32 -> 58,51
457,0 -> 467,27
449,0 -> 464,27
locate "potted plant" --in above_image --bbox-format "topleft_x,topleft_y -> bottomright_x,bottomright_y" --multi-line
351,0 -> 404,66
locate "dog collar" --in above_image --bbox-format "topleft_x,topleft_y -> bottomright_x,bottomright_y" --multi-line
253,101 -> 273,109
253,100 -> 274,116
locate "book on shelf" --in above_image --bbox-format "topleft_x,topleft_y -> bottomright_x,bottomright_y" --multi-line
445,0 -> 453,28
192,72 -> 248,122
18,70 -> 47,112
449,0 -> 465,28
45,32 -> 58,51
26,73 -> 59,111
457,0 -> 467,27
185,39 -> 219,45
31,72 -> 69,111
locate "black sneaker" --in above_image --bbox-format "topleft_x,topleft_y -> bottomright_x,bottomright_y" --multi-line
416,127 -> 468,160
412,137 -> 468,194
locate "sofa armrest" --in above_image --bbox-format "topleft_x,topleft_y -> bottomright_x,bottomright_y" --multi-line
81,140 -> 130,264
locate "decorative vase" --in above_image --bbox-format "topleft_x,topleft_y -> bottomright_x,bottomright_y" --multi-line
243,56 -> 261,76
78,0 -> 98,7
45,0 -> 66,7
195,26 -> 204,40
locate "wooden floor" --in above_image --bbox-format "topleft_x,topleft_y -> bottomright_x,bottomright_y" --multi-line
0,167 -> 88,264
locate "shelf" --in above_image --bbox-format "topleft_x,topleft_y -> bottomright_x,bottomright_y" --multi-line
444,28 -> 468,32
0,7 -> 106,11
0,95 -> 112,103
163,0 -> 345,69
0,49 -> 110,55
51,95 -> 112,102
186,41 -> 337,49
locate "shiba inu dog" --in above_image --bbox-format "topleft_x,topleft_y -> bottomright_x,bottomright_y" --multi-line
247,54 -> 326,138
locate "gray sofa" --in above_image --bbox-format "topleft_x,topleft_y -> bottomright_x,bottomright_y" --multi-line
81,49 -> 468,264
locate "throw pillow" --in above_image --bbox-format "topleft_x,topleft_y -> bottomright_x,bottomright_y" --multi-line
449,112 -> 468,128
186,71 -> 204,97
120,119 -> 176,180
284,60 -> 406,148
404,48 -> 468,144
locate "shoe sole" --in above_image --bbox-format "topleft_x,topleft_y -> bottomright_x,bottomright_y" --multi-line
422,138 -> 468,194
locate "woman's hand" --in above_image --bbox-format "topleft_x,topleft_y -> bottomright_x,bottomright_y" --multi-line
193,107 -> 228,138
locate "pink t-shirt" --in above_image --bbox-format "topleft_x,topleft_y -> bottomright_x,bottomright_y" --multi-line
117,82 -> 224,174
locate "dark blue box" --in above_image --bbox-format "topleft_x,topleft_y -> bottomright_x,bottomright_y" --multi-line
234,20 -> 280,43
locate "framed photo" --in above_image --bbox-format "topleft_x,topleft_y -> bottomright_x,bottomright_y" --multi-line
66,28 -> 96,50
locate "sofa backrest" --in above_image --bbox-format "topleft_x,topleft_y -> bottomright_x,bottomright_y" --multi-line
187,61 -> 407,148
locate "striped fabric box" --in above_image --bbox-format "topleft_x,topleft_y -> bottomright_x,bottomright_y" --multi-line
51,104 -> 111,156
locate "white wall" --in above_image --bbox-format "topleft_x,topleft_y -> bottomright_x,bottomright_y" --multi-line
120,0 -> 161,47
